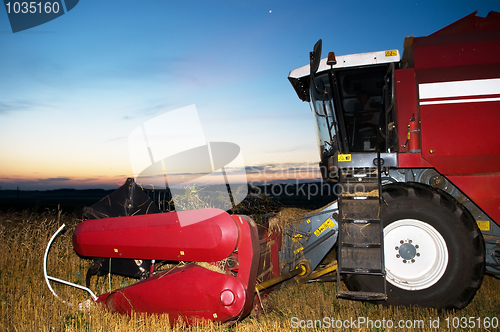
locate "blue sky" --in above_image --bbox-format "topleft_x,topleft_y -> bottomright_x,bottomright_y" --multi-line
1,1 -> 498,189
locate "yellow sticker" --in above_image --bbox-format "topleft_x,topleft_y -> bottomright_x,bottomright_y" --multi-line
180,251 -> 185,256
385,50 -> 398,57
338,154 -> 351,162
477,220 -> 490,231
294,247 -> 304,255
114,248 -> 118,253
306,219 -> 311,223
314,218 -> 335,237
292,234 -> 303,242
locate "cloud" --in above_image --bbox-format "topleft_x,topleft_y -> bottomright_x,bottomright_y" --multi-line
44,177 -> 72,182
0,176 -> 123,190
103,136 -> 128,143
245,165 -> 276,174
122,102 -> 180,120
0,100 -> 49,115
88,55 -> 188,85
245,162 -> 321,181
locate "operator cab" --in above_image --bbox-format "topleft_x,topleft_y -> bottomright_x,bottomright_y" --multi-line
289,40 -> 400,180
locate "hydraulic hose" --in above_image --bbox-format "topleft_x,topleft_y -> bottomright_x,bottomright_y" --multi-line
255,263 -> 307,292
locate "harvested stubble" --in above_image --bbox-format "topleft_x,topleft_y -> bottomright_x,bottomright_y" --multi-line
1,209 -> 499,332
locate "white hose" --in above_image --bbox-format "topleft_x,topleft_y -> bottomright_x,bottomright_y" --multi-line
43,224 -> 98,303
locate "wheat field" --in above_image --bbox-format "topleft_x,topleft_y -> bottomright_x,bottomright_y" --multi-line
1,209 -> 499,331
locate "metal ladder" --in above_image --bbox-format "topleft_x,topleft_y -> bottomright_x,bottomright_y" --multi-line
336,165 -> 387,300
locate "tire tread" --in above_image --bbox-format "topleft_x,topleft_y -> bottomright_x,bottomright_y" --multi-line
346,182 -> 485,310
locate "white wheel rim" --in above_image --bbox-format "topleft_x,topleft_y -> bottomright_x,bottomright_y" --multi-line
384,219 -> 448,290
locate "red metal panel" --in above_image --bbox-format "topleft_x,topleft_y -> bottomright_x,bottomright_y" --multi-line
447,174 -> 500,225
73,208 -> 238,262
420,99 -> 500,175
415,64 -> 500,84
394,68 -> 418,153
270,231 -> 281,278
230,215 -> 261,319
398,153 -> 432,168
413,22 -> 500,71
408,13 -> 500,225
97,264 -> 247,325
413,33 -> 500,70
256,224 -> 282,283
431,11 -> 500,36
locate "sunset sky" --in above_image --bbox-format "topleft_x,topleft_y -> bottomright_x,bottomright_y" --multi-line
1,1 -> 498,190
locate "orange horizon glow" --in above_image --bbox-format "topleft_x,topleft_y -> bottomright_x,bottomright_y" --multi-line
0,162 -> 322,190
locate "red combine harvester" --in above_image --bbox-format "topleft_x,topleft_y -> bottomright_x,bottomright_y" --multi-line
44,11 -> 500,325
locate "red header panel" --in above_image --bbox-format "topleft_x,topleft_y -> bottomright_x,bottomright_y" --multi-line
73,208 -> 239,262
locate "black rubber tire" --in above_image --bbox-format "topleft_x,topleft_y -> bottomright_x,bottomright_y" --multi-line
344,182 -> 485,309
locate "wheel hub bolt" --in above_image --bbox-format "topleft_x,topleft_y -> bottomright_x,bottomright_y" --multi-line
396,240 -> 420,263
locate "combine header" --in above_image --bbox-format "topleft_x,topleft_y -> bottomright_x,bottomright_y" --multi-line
45,11 -> 500,326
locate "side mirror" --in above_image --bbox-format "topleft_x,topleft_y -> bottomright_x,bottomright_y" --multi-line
310,39 -> 322,76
